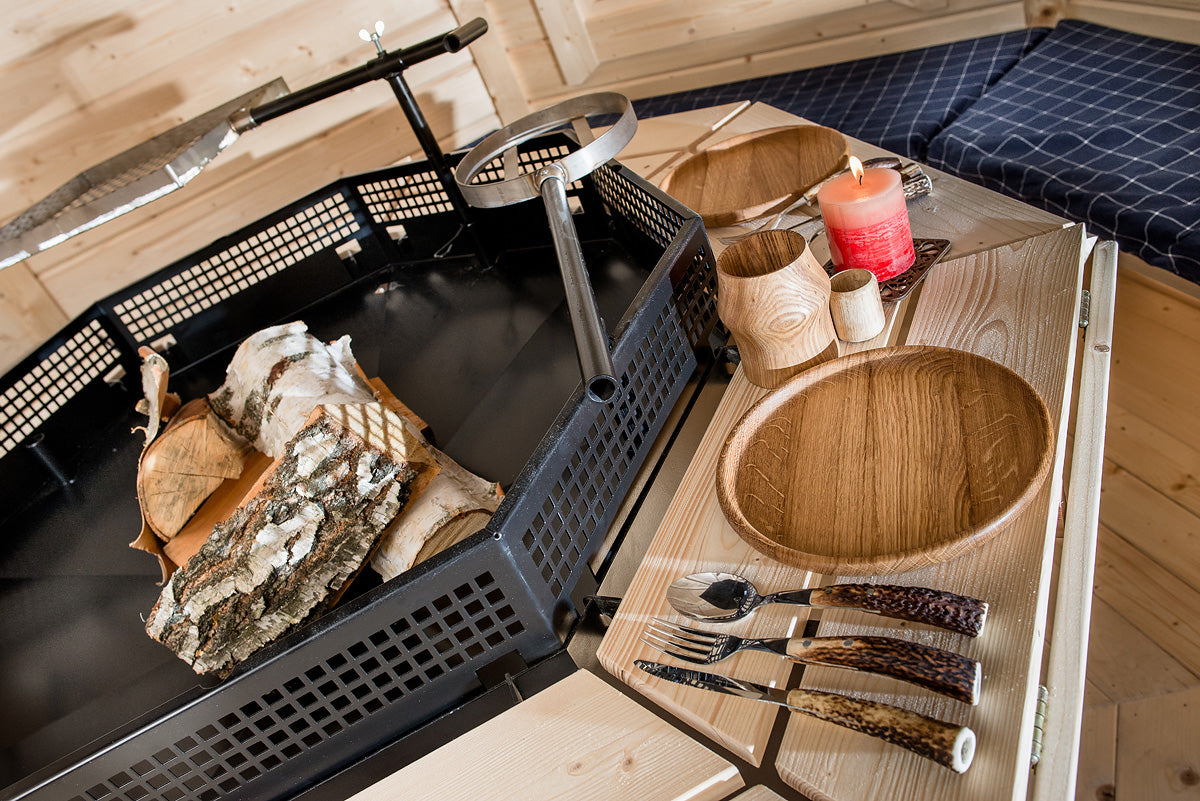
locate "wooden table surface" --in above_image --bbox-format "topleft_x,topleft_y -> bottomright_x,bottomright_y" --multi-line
596,102 -> 1092,801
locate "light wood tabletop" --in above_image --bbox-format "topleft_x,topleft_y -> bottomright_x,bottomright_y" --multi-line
595,102 -> 1102,801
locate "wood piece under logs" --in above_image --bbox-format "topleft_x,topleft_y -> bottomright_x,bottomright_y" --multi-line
146,402 -> 439,676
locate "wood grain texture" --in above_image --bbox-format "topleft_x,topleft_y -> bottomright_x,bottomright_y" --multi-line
0,261 -> 67,374
1098,457 -> 1200,592
1115,685 -> 1200,800
716,346 -> 1054,575
136,398 -> 250,540
716,229 -> 837,387
829,269 -> 886,343
346,670 -> 744,801
1085,596 -> 1198,703
1032,238 -> 1116,801
1074,702 -> 1117,801
1104,402 -> 1200,518
0,0 -> 500,356
1093,525 -> 1200,676
501,0 -> 1028,105
595,372 -> 804,767
598,105 -> 1066,776
1067,0 -> 1200,44
658,125 -> 848,227
776,225 -> 1089,801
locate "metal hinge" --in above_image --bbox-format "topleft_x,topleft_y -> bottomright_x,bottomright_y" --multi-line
1030,684 -> 1049,768
1079,289 -> 1091,330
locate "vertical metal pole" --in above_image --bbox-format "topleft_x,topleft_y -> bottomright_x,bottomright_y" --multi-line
384,71 -> 489,264
536,166 -> 617,403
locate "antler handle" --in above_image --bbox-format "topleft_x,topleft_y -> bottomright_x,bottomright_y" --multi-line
785,688 -> 976,772
786,636 -> 980,704
808,584 -> 989,637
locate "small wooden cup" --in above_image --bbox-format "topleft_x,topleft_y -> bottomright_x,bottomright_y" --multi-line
828,268 -> 886,342
716,229 -> 837,388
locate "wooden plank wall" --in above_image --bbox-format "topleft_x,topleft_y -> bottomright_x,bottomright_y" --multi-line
1,0 -> 1198,369
1072,259 -> 1200,801
0,0 -> 501,372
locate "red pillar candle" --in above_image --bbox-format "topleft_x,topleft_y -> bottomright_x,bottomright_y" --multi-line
817,156 -> 915,280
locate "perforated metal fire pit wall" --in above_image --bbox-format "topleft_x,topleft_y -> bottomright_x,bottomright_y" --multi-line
0,133 -> 719,801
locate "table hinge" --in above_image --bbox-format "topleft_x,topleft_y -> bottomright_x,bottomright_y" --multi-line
1030,684 -> 1049,768
1079,289 -> 1091,330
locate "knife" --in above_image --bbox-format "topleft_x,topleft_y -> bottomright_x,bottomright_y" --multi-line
635,660 -> 976,773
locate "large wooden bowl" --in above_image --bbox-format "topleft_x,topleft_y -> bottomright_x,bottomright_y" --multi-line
659,125 -> 848,228
716,346 -> 1054,575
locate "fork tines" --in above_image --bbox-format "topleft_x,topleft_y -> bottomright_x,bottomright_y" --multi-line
640,618 -> 727,665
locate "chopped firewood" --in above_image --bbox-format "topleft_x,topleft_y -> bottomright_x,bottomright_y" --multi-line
145,402 -> 440,676
372,448 -> 503,582
133,345 -> 180,444
162,451 -> 274,568
207,321 -> 377,459
136,398 -> 251,541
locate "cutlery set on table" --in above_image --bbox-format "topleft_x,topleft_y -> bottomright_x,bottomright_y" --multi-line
635,572 -> 988,773
596,115 -> 1063,795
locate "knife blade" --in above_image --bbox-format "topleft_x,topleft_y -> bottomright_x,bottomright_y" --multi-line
635,660 -> 976,773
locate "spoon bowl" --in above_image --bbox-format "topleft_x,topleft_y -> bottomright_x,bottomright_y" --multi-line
666,571 -> 768,622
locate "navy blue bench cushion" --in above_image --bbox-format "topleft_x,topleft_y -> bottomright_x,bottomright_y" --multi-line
632,28 -> 1048,161
928,20 -> 1200,282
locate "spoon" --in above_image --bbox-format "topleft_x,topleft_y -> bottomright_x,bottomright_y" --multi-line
666,571 -> 988,637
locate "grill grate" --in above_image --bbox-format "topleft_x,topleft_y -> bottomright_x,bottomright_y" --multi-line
3,136 -> 719,801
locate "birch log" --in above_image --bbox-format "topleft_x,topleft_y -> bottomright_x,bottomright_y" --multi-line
145,402 -> 438,676
207,321 -> 377,459
371,448 -> 503,582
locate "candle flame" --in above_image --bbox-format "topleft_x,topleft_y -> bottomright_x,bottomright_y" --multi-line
848,155 -> 864,185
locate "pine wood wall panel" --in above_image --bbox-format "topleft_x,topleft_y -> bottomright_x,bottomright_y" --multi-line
0,1 -> 465,224
4,0 -> 1197,372
0,263 -> 68,365
493,0 -> 1027,106
0,0 -> 501,370
1067,0 -> 1200,43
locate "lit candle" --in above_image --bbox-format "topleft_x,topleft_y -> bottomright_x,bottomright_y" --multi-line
817,156 -> 915,280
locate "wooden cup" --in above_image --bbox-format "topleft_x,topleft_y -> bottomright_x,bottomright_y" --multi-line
716,229 -> 837,388
828,268 -> 886,342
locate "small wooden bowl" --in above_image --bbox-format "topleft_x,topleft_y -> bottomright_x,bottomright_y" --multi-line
716,346 -> 1054,575
659,125 -> 848,228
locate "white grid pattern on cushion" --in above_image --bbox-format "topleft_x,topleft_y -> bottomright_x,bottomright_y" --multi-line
631,28 -> 1048,160
927,20 -> 1200,282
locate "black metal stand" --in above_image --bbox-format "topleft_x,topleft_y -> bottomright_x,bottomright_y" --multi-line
236,18 -> 491,263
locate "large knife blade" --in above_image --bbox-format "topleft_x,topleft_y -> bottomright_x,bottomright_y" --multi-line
635,660 -> 975,773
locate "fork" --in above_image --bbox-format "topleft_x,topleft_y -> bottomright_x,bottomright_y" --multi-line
642,618 -> 980,704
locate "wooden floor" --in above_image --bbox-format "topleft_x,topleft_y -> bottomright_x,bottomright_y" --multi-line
1074,264 -> 1200,801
